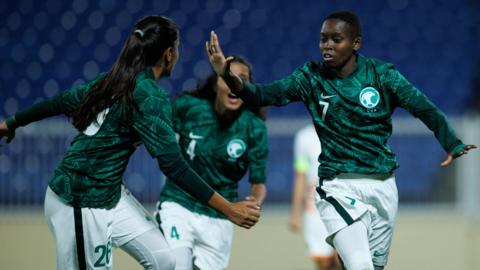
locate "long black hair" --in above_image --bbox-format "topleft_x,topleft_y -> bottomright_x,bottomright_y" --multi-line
71,15 -> 178,131
187,56 -> 267,120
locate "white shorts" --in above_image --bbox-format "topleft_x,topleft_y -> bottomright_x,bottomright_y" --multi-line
44,186 -> 159,269
303,210 -> 335,258
315,173 -> 398,266
157,201 -> 233,270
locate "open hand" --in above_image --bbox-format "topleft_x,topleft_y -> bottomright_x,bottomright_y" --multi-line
205,31 -> 227,76
205,31 -> 244,92
440,144 -> 477,167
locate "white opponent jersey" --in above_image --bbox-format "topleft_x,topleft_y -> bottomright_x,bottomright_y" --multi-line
293,125 -> 321,212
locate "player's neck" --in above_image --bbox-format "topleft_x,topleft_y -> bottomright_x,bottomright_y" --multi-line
332,53 -> 358,78
214,103 -> 240,124
151,66 -> 163,80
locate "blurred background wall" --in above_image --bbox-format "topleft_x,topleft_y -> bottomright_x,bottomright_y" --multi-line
1,0 -> 479,269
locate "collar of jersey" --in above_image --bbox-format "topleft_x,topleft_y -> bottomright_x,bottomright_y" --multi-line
137,67 -> 155,81
340,53 -> 366,80
319,53 -> 366,80
351,53 -> 366,77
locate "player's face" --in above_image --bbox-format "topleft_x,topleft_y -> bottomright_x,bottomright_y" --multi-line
163,39 -> 180,77
215,62 -> 250,113
319,19 -> 360,69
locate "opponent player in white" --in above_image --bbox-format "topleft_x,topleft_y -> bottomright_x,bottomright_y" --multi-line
290,124 -> 341,270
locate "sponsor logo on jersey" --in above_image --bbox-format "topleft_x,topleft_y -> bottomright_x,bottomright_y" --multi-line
188,132 -> 204,139
227,139 -> 246,159
359,87 -> 380,109
320,93 -> 336,99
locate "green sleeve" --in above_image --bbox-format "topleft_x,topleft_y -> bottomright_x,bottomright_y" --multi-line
131,80 -> 215,204
5,76 -> 102,129
247,119 -> 269,183
386,68 -> 464,153
132,80 -> 179,157
235,65 -> 312,107
171,94 -> 190,133
156,152 -> 215,204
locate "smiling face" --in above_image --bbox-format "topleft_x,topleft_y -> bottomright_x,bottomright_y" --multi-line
319,18 -> 361,75
214,62 -> 251,114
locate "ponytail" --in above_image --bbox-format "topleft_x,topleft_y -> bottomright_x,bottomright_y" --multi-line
71,16 -> 178,131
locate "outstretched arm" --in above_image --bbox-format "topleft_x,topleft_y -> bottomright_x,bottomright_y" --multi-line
1,76 -> 102,133
0,79 -> 97,145
387,69 -> 477,166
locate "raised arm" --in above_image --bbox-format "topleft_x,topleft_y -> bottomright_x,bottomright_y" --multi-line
205,31 -> 249,102
206,31 -> 308,107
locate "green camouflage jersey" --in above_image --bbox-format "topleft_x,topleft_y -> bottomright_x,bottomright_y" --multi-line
6,69 -> 214,208
160,94 -> 268,218
237,54 -> 465,181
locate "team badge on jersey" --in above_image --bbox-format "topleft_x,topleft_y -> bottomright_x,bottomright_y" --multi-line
359,87 -> 380,109
227,139 -> 246,159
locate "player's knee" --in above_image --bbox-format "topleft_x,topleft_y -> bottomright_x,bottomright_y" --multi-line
341,251 -> 373,270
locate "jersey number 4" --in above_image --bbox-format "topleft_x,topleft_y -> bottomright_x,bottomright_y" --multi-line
170,226 -> 180,240
186,140 -> 197,160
